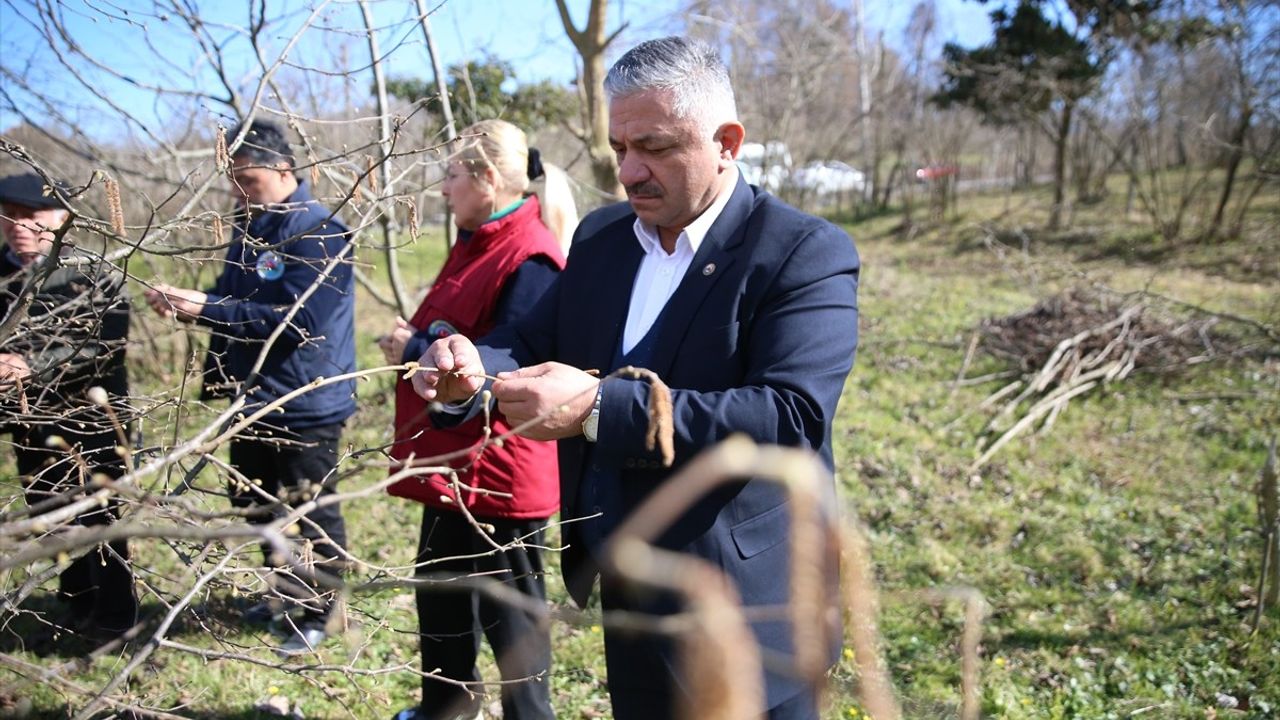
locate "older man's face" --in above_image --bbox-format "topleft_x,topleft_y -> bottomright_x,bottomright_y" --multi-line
1,202 -> 66,265
609,89 -> 739,246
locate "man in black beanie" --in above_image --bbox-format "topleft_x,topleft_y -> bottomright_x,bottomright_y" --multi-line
145,120 -> 356,656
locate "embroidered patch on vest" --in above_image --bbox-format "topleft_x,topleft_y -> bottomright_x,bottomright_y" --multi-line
427,319 -> 458,338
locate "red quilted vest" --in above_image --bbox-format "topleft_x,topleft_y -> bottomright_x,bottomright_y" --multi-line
388,196 -> 565,519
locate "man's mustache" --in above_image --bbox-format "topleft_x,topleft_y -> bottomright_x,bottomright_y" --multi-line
625,182 -> 662,198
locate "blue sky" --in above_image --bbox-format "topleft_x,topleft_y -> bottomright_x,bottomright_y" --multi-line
0,0 -> 994,142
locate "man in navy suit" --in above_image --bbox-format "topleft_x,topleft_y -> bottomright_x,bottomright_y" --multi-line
414,36 -> 859,719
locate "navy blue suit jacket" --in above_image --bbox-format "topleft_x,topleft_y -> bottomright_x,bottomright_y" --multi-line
475,176 -> 859,705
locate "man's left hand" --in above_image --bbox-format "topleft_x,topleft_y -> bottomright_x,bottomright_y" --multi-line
377,316 -> 414,365
493,362 -> 600,441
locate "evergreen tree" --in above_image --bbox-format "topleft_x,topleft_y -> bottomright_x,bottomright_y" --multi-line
934,0 -> 1106,229
383,58 -> 576,131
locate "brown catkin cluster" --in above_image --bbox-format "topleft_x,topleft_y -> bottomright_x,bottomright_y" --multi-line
104,177 -> 124,236
677,563 -> 764,720
214,126 -> 229,174
366,156 -> 379,194
608,538 -> 765,720
404,197 -> 419,240
616,366 -> 674,467
786,470 -> 830,684
841,525 -> 904,720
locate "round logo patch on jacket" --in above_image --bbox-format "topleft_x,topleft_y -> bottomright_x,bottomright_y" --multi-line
427,319 -> 458,338
256,250 -> 285,280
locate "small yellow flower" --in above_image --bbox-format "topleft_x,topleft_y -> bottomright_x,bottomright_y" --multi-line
268,686 -> 279,695
1021,698 -> 1032,705
590,625 -> 601,633
843,647 -> 855,660
995,657 -> 1007,667
847,709 -> 860,718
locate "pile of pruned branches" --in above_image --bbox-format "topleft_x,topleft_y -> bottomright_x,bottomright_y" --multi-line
979,288 -> 1221,375
966,287 -> 1245,471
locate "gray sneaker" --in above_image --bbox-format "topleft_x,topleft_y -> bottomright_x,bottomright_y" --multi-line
391,708 -> 482,720
274,625 -> 326,657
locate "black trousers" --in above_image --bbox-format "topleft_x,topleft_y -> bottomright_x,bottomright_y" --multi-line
413,507 -> 554,720
14,417 -> 137,630
228,422 -> 347,626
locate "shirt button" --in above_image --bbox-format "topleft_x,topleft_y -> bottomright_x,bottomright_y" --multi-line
624,458 -> 635,468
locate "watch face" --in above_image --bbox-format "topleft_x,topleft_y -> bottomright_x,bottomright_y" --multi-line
583,413 -> 599,441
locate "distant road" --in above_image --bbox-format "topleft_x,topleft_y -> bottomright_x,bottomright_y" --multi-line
953,174 -> 1055,193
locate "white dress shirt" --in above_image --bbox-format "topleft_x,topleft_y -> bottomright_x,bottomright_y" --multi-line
622,167 -> 738,353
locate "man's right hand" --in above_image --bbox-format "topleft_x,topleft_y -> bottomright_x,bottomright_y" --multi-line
145,283 -> 208,322
411,335 -> 486,404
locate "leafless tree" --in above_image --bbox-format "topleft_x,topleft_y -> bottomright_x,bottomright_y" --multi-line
555,0 -> 626,198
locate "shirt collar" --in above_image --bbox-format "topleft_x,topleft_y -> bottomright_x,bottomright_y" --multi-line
633,165 -> 739,257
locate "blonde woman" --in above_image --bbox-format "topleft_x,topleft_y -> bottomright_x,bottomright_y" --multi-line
380,120 -> 576,720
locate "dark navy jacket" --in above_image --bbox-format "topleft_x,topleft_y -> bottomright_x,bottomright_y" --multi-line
197,181 -> 356,429
474,176 -> 860,707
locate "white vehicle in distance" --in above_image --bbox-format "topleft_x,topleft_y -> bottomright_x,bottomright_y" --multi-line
792,160 -> 866,195
738,141 -> 792,192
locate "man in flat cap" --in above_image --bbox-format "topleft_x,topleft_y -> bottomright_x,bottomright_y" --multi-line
1,171 -> 137,640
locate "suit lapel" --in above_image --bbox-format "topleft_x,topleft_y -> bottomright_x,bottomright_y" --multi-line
646,177 -> 755,379
584,230 -> 644,372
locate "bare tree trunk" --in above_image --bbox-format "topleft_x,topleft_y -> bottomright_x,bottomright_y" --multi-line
1019,124 -> 1037,188
1259,438 -> 1279,619
854,0 -> 873,205
415,0 -> 458,249
359,0 -> 411,317
555,0 -> 625,198
1125,137 -> 1137,216
1048,100 -> 1074,231
1208,108 -> 1251,241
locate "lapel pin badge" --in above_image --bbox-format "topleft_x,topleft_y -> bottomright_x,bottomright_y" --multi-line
702,262 -> 716,276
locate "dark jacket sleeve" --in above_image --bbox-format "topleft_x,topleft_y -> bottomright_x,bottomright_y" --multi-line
9,262 -> 131,393
475,270 -> 564,377
492,255 -> 561,328
400,256 -> 560,365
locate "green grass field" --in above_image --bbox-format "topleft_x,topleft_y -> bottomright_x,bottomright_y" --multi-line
2,177 -> 1277,719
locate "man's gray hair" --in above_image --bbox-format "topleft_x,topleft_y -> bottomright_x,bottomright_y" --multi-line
604,36 -> 737,131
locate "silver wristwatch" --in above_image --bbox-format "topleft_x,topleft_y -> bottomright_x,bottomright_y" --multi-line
582,383 -> 603,442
